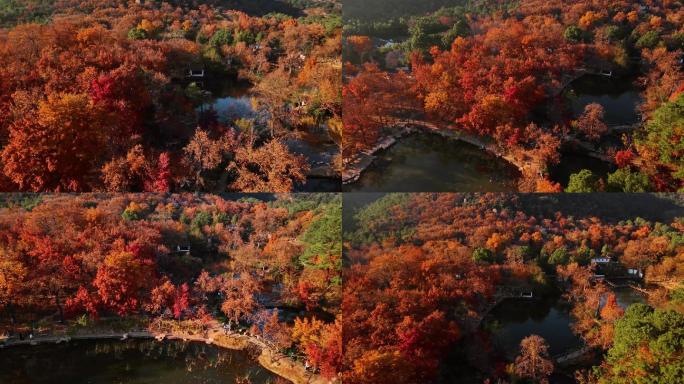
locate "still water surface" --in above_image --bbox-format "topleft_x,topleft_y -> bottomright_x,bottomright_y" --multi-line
566,75 -> 642,126
0,339 -> 277,384
550,75 -> 643,187
344,134 -> 520,192
484,288 -> 646,359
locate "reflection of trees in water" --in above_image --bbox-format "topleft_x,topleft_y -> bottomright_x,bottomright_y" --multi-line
1,340 -> 277,384
86,340 -> 243,373
487,295 -> 565,324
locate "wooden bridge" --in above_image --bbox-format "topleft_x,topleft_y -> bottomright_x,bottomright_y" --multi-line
605,279 -> 652,297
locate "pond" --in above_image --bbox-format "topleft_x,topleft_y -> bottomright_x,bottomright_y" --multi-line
344,134 -> 521,192
200,80 -> 256,124
548,75 -> 643,188
484,286 -> 647,361
0,339 -> 278,384
288,131 -> 342,192
483,295 -> 583,360
203,96 -> 258,123
201,81 -> 341,192
565,75 -> 643,126
549,152 -> 616,189
611,286 -> 647,309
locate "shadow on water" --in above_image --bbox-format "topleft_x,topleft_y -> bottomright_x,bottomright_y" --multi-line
549,75 -> 643,188
483,295 -> 583,360
344,134 -> 521,192
200,80 -> 255,124
298,177 -> 341,192
549,152 -> 616,188
565,75 -> 642,126
437,293 -> 581,384
0,339 -> 275,384
610,287 -> 647,310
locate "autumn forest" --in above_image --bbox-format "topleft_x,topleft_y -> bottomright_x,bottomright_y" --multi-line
343,0 -> 684,192
344,193 -> 684,383
2,0 -> 684,383
0,193 -> 342,383
0,0 -> 342,193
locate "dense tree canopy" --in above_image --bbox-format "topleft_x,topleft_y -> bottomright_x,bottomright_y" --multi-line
343,0 -> 684,192
0,193 -> 342,378
344,193 -> 684,383
0,0 -> 342,192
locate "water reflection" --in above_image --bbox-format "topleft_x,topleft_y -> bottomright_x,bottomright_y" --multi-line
549,152 -> 615,188
549,75 -> 643,187
483,296 -> 583,359
611,286 -> 647,309
0,339 -> 277,384
565,75 -> 642,126
344,134 -> 521,192
203,96 -> 257,123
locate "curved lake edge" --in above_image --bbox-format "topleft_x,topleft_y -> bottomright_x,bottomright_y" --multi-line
344,70 -> 643,191
343,120 -> 620,191
0,326 -> 330,384
475,282 -> 648,375
343,123 -> 525,187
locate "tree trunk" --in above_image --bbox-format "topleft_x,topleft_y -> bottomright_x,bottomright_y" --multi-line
55,291 -> 65,324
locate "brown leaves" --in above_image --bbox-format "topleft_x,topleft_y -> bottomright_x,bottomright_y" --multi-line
574,103 -> 609,142
228,138 -> 308,193
2,93 -> 107,191
514,335 -> 554,384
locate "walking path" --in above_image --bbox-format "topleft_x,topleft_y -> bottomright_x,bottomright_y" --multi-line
342,126 -> 415,184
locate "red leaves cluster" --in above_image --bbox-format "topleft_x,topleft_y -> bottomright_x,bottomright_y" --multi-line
615,149 -> 636,168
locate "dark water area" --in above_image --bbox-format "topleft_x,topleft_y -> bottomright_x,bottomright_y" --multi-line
440,286 -> 648,384
0,339 -> 277,384
289,131 -> 342,192
483,296 -> 583,360
483,287 -> 646,362
565,75 -> 642,126
202,93 -> 257,125
549,152 -> 616,188
611,286 -> 647,309
197,79 -> 255,125
549,75 -> 643,188
297,177 -> 341,192
344,134 -> 520,192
